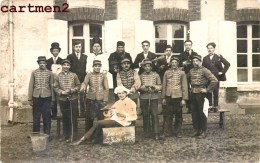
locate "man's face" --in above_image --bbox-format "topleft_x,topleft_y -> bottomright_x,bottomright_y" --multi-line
117,91 -> 127,100
73,43 -> 82,53
38,61 -> 47,70
93,43 -> 101,53
142,43 -> 150,52
121,62 -> 131,71
93,64 -> 101,73
62,63 -> 70,72
184,42 -> 192,51
192,58 -> 201,68
165,48 -> 172,56
117,46 -> 125,54
51,49 -> 60,57
170,60 -> 179,69
144,64 -> 152,73
207,45 -> 215,54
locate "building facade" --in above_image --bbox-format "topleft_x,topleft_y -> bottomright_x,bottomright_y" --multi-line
0,0 -> 260,123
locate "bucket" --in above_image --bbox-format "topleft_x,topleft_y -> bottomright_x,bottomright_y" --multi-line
30,132 -> 49,152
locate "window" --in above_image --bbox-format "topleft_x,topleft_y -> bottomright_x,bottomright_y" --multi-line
154,23 -> 187,55
69,23 -> 104,54
237,24 -> 260,82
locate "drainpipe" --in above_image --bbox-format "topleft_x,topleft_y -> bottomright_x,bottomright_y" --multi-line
8,0 -> 15,123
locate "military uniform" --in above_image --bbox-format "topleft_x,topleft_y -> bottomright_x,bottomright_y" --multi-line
54,61 -> 81,141
161,66 -> 188,137
139,70 -> 162,139
188,56 -> 218,136
81,70 -> 109,132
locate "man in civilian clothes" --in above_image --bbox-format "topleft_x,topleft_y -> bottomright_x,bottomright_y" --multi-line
188,55 -> 218,138
28,56 -> 55,138
179,40 -> 199,113
133,40 -> 157,75
202,42 -> 230,112
108,41 -> 133,101
139,59 -> 162,140
117,58 -> 141,104
46,42 -> 63,119
67,40 -> 87,117
54,59 -> 81,142
161,57 -> 188,138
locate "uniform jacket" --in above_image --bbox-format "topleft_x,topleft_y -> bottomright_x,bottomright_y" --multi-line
81,71 -> 109,101
110,97 -> 137,127
28,69 -> 55,101
54,71 -> 81,101
133,51 -> 157,75
86,53 -> 109,73
46,57 -> 63,71
162,68 -> 188,100
187,66 -> 218,93
179,50 -> 198,74
67,52 -> 87,83
202,54 -> 230,81
139,71 -> 162,99
116,69 -> 141,100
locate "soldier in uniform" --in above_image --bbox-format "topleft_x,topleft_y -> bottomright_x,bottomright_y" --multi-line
54,59 -> 81,142
139,59 -> 162,140
28,56 -> 55,137
188,55 -> 218,138
108,41 -> 133,101
80,60 -> 109,132
179,40 -> 198,113
117,58 -> 141,104
161,57 -> 188,138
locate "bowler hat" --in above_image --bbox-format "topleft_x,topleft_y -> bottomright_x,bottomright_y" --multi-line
93,60 -> 102,66
62,59 -> 71,65
37,56 -> 47,63
206,42 -> 216,48
121,58 -> 131,64
117,41 -> 125,47
50,42 -> 61,52
114,86 -> 130,95
192,55 -> 202,61
170,57 -> 180,62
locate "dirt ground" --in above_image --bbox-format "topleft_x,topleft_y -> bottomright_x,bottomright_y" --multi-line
1,114 -> 260,162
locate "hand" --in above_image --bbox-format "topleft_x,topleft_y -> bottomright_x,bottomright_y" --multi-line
62,90 -> 68,95
218,72 -> 223,75
130,87 -> 135,94
29,100 -> 33,106
65,89 -> 71,94
103,101 -> 108,106
162,99 -> 166,105
180,100 -> 186,106
80,87 -> 85,93
183,61 -> 187,66
201,88 -> 207,93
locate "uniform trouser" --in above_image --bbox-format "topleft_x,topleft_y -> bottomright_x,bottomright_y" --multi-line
85,99 -> 104,132
32,97 -> 51,135
59,99 -> 78,140
206,82 -> 220,107
164,97 -> 183,135
191,93 -> 207,132
140,99 -> 159,135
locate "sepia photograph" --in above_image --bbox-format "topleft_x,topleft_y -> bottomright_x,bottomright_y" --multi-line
0,0 -> 259,162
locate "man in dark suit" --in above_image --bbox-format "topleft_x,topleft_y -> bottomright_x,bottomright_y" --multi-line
202,42 -> 230,112
67,40 -> 88,117
46,42 -> 63,119
179,40 -> 198,113
108,41 -> 133,101
133,40 -> 157,75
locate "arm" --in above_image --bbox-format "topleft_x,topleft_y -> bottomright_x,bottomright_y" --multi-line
50,72 -> 55,101
153,73 -> 162,91
181,72 -> 188,100
116,72 -> 122,86
204,69 -> 218,93
80,73 -> 90,92
138,74 -> 147,92
28,71 -> 35,101
161,72 -> 167,99
219,55 -> 230,74
103,73 -> 109,102
53,75 -> 63,96
73,74 -> 81,92
132,71 -> 141,91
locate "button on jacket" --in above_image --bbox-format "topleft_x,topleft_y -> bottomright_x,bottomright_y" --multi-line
161,68 -> 188,100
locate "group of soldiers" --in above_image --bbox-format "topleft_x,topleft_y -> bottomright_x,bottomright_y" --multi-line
28,38 -> 230,143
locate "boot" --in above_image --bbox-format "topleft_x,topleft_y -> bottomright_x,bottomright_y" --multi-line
175,118 -> 182,138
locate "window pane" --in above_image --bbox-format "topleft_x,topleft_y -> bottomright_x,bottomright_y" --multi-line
253,69 -> 260,81
90,24 -> 102,38
172,25 -> 184,38
252,25 -> 260,38
72,39 -> 85,53
73,25 -> 83,36
237,40 -> 247,53
155,24 -> 167,38
237,69 -> 248,82
90,39 -> 102,53
172,40 -> 184,53
237,25 -> 247,38
252,54 -> 260,67
155,40 -> 167,53
237,55 -> 247,67
252,40 -> 260,53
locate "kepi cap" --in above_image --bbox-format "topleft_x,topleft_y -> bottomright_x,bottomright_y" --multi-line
37,56 -> 47,63
192,55 -> 202,61
62,59 -> 71,65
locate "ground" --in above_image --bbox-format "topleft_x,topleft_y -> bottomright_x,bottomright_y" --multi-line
1,114 -> 260,162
